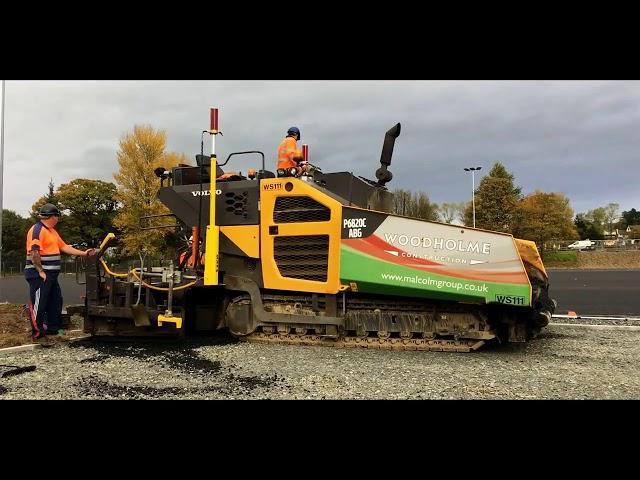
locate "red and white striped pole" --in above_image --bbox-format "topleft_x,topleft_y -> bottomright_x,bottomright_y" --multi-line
210,107 -> 219,157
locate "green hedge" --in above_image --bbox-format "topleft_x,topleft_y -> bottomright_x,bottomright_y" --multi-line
543,251 -> 578,263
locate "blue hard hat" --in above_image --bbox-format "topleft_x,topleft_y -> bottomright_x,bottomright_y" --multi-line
287,126 -> 300,139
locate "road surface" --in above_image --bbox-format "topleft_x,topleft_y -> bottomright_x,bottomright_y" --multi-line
1,269 -> 639,316
548,269 -> 640,316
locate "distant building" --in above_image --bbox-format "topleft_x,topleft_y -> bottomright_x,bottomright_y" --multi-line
603,218 -> 631,239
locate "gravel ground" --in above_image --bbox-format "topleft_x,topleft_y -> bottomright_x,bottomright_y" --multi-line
1,323 -> 639,399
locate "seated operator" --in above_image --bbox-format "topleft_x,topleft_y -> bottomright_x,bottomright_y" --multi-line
179,236 -> 204,268
277,126 -> 307,177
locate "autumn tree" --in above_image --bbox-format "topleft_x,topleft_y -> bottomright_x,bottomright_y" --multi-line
113,125 -> 189,255
628,225 -> 640,238
464,162 -> 521,233
392,189 -> 439,221
514,191 -> 577,254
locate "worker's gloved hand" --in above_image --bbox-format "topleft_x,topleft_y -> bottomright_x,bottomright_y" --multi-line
85,248 -> 97,257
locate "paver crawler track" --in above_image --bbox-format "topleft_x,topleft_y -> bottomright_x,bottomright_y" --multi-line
243,331 -> 486,352
233,294 -> 493,352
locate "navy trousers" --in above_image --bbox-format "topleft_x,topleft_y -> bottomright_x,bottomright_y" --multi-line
26,273 -> 63,338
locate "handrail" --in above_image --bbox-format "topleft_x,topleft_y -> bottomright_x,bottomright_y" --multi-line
220,150 -> 265,173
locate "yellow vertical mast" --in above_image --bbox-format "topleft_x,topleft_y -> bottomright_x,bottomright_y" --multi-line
204,107 -> 220,286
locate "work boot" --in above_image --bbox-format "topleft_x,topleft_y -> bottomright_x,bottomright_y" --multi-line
36,336 -> 55,347
52,332 -> 70,342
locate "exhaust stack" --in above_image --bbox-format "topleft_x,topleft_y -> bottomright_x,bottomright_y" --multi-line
376,123 -> 401,187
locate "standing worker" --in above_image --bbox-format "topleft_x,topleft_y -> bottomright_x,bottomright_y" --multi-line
277,126 -> 305,176
25,203 -> 96,341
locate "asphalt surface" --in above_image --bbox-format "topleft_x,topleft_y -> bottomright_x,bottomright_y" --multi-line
0,274 -> 85,308
548,269 -> 640,316
1,269 -> 639,316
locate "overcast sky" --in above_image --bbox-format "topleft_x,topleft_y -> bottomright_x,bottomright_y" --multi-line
1,80 -> 638,218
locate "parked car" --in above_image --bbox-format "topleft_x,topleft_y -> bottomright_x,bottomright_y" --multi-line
568,240 -> 596,251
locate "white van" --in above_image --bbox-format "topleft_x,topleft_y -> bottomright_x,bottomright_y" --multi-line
567,240 -> 595,251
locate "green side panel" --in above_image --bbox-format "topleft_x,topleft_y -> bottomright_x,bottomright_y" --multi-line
340,245 -> 531,306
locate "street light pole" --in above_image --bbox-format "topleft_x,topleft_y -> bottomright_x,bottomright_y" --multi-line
0,80 -> 5,277
464,166 -> 482,228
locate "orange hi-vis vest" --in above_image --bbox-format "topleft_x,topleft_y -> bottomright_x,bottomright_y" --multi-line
24,221 -> 68,277
277,136 -> 302,170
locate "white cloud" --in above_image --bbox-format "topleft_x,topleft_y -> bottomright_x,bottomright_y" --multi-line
2,80 -> 639,217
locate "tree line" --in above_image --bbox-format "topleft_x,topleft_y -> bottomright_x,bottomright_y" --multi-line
390,162 -> 639,253
3,125 -> 639,270
2,126 -> 187,269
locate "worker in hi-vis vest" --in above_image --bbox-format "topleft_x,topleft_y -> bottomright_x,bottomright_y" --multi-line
25,203 -> 96,341
277,126 -> 305,176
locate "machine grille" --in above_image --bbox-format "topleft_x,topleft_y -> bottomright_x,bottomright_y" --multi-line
224,191 -> 248,219
274,235 -> 329,282
274,196 -> 330,223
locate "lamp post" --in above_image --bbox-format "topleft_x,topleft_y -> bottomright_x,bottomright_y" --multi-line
0,80 -> 5,277
464,166 -> 482,228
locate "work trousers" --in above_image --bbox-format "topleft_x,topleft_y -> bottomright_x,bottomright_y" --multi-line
26,273 -> 63,338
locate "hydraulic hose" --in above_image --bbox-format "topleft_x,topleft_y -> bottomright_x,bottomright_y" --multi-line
129,270 -> 197,292
98,258 -> 197,292
99,258 -> 128,277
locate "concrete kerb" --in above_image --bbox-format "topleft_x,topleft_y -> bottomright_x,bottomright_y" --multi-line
0,331 -> 91,356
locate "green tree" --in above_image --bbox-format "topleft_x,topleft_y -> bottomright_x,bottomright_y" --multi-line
392,189 -> 439,221
30,180 -> 78,244
55,179 -> 119,247
29,179 -> 118,247
45,178 -> 57,204
1,209 -> 30,266
574,207 -> 606,240
603,202 -> 619,235
464,162 -> 521,233
515,191 -> 577,254
574,213 -> 604,240
113,125 -> 189,255
30,179 -> 59,221
622,208 -> 640,226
